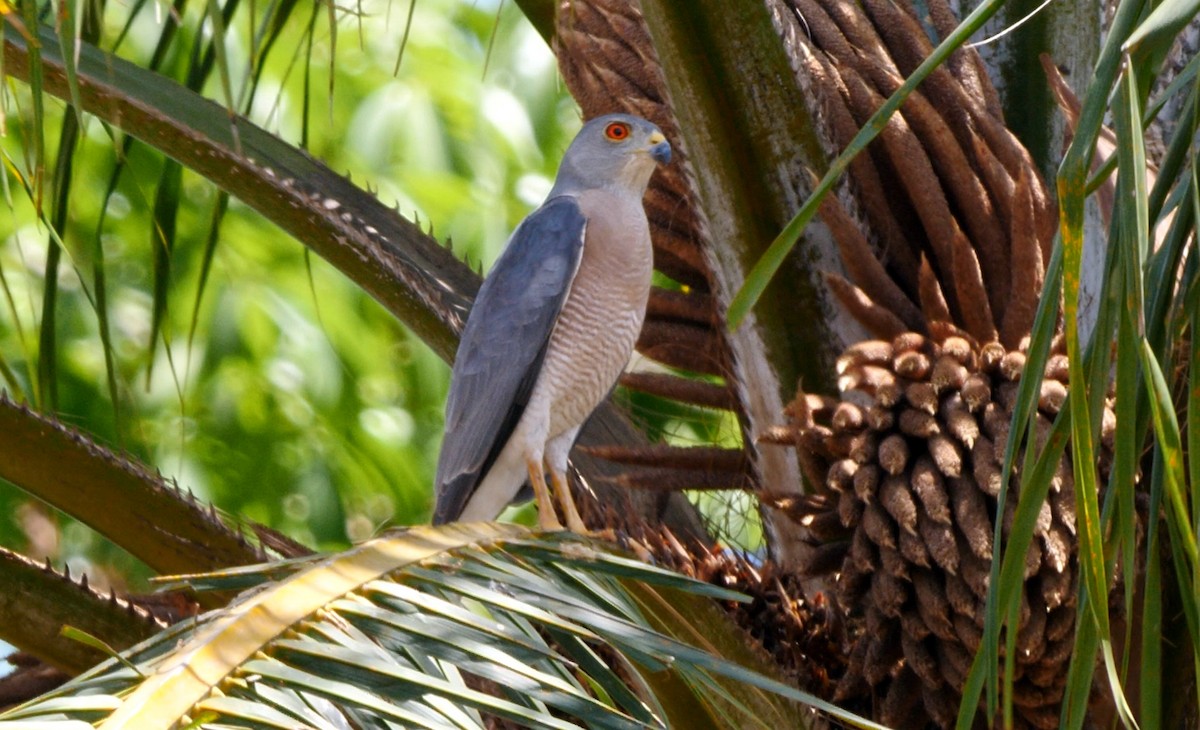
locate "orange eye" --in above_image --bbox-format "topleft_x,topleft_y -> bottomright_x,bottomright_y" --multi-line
604,122 -> 631,141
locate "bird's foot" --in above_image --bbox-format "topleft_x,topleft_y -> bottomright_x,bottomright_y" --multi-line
584,527 -> 618,543
536,509 -> 565,533
623,534 -> 653,561
548,469 -> 591,535
529,458 -> 564,532
564,512 -> 589,535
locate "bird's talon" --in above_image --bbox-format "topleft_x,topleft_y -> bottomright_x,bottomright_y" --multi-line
538,515 -> 566,533
587,527 -> 618,543
625,536 -> 653,561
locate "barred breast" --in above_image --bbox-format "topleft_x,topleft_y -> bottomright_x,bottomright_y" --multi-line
534,189 -> 654,438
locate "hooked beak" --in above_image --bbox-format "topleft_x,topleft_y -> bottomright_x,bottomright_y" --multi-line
648,131 -> 672,165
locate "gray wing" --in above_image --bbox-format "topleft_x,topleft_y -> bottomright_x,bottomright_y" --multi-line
433,196 -> 587,524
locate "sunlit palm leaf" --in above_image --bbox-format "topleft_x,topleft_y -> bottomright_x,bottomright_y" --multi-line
0,525 -> 884,730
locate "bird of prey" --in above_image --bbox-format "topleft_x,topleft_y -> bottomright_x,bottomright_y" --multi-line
433,113 -> 671,533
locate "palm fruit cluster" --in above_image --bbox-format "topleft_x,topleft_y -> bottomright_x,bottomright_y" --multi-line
778,326 -> 1115,728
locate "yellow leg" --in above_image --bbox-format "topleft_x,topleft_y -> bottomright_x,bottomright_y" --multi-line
526,458 -> 564,532
548,467 -> 587,534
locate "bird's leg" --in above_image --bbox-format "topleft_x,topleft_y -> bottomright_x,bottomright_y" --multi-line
526,457 -> 564,532
544,434 -> 588,534
547,467 -> 587,534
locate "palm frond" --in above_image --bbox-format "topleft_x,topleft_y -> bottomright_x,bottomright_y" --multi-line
0,547 -> 166,674
0,395 -> 269,577
1,525 -> 884,730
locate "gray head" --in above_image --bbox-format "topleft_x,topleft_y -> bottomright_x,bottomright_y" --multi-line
550,113 -> 671,197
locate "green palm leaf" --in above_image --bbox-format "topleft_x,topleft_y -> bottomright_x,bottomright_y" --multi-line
0,525 -> 883,730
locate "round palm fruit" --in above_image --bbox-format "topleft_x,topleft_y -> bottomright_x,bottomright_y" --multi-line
786,328 -> 1117,729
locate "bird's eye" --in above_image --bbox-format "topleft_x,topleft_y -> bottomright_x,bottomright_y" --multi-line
604,122 -> 631,141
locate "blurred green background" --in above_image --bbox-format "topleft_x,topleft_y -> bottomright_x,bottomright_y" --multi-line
0,0 -> 580,586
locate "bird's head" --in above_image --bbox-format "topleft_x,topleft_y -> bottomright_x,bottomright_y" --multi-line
551,113 -> 672,196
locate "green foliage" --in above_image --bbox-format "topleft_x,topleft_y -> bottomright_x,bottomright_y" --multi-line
958,6 -> 1200,728
0,0 -> 576,566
